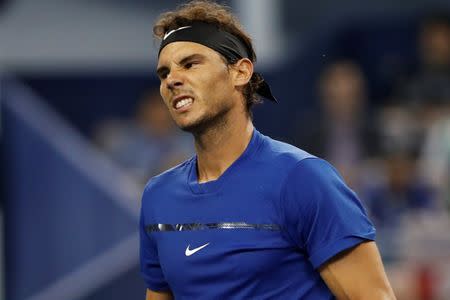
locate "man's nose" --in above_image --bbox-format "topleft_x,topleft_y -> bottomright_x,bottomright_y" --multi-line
166,71 -> 183,90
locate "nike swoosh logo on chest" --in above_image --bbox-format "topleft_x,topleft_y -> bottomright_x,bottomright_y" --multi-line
185,242 -> 210,256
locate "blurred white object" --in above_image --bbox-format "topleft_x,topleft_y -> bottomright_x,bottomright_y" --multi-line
420,116 -> 450,210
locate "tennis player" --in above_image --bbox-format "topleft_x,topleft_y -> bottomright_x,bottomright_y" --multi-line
140,1 -> 396,299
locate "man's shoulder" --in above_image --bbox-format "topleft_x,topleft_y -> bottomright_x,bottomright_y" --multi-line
259,132 -> 316,166
261,137 -> 343,188
144,156 -> 194,193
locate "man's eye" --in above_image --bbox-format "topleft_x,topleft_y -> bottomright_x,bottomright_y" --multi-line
159,72 -> 168,80
185,62 -> 198,69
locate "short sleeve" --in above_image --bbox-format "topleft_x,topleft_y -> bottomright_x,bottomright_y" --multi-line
280,158 -> 376,269
139,201 -> 170,291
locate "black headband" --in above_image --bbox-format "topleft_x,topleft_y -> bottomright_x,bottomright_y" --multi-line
158,22 -> 277,102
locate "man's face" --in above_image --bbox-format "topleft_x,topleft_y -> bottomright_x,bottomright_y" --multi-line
157,41 -> 237,133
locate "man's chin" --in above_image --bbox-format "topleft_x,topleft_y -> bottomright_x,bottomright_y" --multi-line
175,109 -> 228,135
178,121 -> 203,133
173,117 -> 196,130
177,117 -> 212,135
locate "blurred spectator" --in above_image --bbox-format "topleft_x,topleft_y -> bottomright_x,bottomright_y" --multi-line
363,151 -> 436,230
377,12 -> 450,208
295,60 -> 380,189
385,11 -> 450,215
359,147 -> 438,271
94,88 -> 194,184
394,12 -> 450,123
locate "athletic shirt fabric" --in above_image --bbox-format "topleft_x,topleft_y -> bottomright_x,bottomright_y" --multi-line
140,129 -> 376,299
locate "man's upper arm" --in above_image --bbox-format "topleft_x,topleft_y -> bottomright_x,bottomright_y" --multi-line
319,241 -> 396,300
146,288 -> 173,300
279,158 -> 376,268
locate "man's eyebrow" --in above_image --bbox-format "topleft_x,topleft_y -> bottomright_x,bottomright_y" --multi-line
179,53 -> 205,65
156,54 -> 206,78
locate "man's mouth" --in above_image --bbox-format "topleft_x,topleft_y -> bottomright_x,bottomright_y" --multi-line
173,96 -> 194,111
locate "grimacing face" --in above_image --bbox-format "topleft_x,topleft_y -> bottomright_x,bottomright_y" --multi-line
157,42 -> 239,133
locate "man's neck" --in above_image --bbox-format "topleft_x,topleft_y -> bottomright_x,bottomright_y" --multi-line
194,115 -> 253,183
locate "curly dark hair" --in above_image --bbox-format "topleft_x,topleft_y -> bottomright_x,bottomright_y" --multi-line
153,0 -> 263,115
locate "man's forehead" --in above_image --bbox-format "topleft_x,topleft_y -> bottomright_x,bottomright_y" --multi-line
157,41 -> 220,66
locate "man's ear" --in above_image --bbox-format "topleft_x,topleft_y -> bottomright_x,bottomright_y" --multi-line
231,58 -> 253,87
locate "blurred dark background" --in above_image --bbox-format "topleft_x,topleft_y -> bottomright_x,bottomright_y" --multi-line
2,0 -> 450,299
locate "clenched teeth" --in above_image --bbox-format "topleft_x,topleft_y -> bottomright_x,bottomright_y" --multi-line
175,98 -> 193,109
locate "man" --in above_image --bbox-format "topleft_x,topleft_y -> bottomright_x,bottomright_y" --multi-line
140,1 -> 396,299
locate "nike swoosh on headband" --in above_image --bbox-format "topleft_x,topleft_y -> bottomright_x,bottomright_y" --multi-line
163,26 -> 192,40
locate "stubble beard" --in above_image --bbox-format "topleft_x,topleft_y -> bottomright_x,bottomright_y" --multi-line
178,104 -> 232,138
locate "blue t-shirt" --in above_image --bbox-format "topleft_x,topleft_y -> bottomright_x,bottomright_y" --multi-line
140,129 -> 375,299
